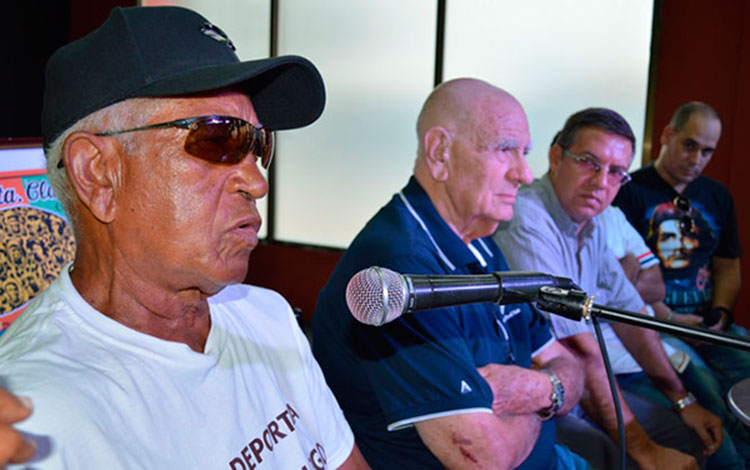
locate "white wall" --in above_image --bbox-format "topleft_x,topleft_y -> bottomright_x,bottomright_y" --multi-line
143,0 -> 654,248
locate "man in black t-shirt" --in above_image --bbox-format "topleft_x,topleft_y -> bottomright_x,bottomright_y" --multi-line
614,102 -> 748,397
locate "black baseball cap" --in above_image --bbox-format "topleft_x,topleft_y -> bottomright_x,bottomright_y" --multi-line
42,6 -> 326,147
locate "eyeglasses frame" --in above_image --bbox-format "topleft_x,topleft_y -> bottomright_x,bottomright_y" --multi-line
561,148 -> 632,186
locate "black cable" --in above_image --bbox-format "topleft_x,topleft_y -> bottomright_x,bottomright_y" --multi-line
592,315 -> 626,470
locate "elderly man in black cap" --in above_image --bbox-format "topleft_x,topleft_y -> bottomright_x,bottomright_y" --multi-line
0,6 -> 368,470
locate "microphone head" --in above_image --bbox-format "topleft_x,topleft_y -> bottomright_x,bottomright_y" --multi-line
346,266 -> 408,326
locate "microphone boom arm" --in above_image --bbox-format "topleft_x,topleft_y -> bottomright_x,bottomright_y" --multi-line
537,286 -> 750,352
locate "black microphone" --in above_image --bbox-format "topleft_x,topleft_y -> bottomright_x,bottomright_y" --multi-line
346,266 -> 577,326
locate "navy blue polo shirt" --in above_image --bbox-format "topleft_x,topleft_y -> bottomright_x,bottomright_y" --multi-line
312,177 -> 556,470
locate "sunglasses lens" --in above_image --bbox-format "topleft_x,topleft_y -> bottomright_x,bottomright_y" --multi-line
256,129 -> 274,169
184,117 -> 274,168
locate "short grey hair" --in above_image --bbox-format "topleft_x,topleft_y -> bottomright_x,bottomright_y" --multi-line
45,98 -> 165,228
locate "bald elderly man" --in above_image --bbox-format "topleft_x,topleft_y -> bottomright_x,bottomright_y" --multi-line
313,78 -> 588,470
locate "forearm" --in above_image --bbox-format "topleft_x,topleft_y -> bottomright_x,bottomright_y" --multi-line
623,419 -> 670,469
576,349 -> 636,438
612,321 -> 687,402
652,301 -> 704,327
478,363 -> 568,416
615,317 -> 724,455
633,266 -> 666,305
535,352 -> 582,416
560,334 -> 664,464
651,301 -> 671,320
561,334 -> 636,433
711,257 -> 741,311
415,411 -> 540,470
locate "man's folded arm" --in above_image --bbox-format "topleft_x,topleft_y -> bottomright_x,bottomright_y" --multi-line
532,339 -> 584,416
414,408 -> 540,470
710,256 -> 741,329
412,340 -> 582,470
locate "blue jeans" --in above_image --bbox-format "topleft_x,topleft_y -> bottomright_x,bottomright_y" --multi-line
663,324 -> 750,393
695,325 -> 750,395
662,330 -> 750,466
619,369 -> 745,470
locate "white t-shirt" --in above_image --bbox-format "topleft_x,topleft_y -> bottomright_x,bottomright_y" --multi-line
0,264 -> 354,470
599,206 -> 659,270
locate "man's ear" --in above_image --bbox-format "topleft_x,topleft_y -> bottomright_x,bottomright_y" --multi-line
423,126 -> 452,181
62,132 -> 121,223
548,143 -> 563,177
660,124 -> 674,146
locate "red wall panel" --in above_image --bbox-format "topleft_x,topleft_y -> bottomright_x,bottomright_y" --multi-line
244,242 -> 343,325
653,0 -> 750,324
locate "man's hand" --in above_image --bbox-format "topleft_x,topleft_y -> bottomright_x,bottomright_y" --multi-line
652,302 -> 702,327
671,313 -> 704,327
677,403 -> 723,456
658,309 -> 708,347
632,443 -> 698,470
477,364 -> 549,416
670,312 -> 705,347
0,389 -> 35,466
622,419 -> 698,470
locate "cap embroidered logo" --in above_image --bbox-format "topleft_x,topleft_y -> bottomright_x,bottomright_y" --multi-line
200,23 -> 236,51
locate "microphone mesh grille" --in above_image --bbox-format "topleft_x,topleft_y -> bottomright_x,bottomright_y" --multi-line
346,267 -> 406,326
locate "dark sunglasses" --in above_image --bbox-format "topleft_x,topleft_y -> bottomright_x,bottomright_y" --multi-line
57,115 -> 274,169
673,194 -> 694,235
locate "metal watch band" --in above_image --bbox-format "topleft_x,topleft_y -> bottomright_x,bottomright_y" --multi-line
672,392 -> 697,412
537,369 -> 565,421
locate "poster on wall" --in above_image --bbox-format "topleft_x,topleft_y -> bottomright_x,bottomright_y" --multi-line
0,148 -> 75,336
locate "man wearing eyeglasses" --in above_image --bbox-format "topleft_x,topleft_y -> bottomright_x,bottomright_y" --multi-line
494,108 -> 722,470
0,6 -> 368,470
614,102 -> 750,419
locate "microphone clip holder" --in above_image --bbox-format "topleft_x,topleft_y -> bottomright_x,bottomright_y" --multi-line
536,286 -> 593,322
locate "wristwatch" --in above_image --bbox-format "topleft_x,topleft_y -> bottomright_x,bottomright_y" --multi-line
537,369 -> 565,421
672,392 -> 697,412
